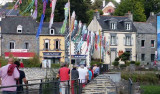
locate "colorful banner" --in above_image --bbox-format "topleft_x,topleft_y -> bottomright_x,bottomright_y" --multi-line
49,0 -> 57,28
32,0 -> 37,19
60,2 -> 69,34
157,16 -> 160,60
71,11 -> 76,32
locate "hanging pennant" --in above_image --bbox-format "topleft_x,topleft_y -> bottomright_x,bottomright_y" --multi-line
49,0 -> 57,28
70,11 -> 76,32
32,0 -> 37,19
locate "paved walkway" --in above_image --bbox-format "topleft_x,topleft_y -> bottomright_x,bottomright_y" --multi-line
82,74 -> 117,94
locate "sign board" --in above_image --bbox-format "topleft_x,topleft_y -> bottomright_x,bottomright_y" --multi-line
11,49 -> 28,52
70,55 -> 87,58
43,52 -> 61,56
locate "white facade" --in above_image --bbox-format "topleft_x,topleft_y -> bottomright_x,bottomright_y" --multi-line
0,0 -> 13,6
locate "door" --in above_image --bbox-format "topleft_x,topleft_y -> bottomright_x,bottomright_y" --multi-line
111,51 -> 116,64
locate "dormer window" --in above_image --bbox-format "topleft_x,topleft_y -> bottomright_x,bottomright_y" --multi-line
50,29 -> 55,35
110,22 -> 116,30
17,25 -> 22,33
126,23 -> 131,30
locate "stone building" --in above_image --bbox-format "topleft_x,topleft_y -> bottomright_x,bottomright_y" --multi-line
134,22 -> 156,65
88,11 -> 136,67
1,16 -> 37,59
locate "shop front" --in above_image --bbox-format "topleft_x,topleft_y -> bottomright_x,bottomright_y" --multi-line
43,52 -> 62,64
70,55 -> 87,65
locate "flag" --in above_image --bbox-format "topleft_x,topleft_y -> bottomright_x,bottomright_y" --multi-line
49,0 -> 57,28
36,14 -> 45,38
32,0 -> 38,19
70,11 -> 76,32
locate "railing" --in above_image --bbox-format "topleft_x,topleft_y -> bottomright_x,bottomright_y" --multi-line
128,78 -> 133,94
0,78 -> 82,94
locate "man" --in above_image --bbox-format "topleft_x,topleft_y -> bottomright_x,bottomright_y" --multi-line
78,65 -> 88,88
14,61 -> 27,94
59,63 -> 70,94
0,58 -> 20,94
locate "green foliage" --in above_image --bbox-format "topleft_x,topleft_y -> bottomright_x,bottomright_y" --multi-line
115,57 -> 120,61
125,61 -> 130,66
23,54 -> 40,67
112,61 -> 119,66
130,61 -> 135,64
121,72 -> 159,84
120,64 -> 126,69
135,61 -> 140,66
119,52 -> 130,63
91,60 -> 103,66
91,0 -> 103,10
51,63 -> 60,68
0,57 -> 8,67
141,85 -> 160,94
114,0 -> 146,22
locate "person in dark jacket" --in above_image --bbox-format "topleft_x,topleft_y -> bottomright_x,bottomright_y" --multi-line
71,65 -> 79,94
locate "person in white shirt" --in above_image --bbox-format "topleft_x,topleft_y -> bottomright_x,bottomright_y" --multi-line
78,65 -> 88,88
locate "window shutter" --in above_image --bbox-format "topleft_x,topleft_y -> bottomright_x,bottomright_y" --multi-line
131,37 -> 133,46
108,36 -> 110,45
116,36 -> 118,45
123,37 -> 125,46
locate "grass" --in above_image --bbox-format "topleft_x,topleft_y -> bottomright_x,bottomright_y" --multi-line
141,85 -> 160,94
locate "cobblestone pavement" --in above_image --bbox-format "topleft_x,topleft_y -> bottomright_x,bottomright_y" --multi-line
82,74 -> 117,94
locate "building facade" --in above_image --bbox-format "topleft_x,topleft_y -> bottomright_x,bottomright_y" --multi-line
39,22 -> 65,63
134,22 -> 156,65
1,16 -> 37,59
88,12 -> 136,66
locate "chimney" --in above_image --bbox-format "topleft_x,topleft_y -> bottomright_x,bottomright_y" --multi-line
94,9 -> 100,19
103,0 -> 105,7
150,12 -> 154,16
125,11 -> 133,21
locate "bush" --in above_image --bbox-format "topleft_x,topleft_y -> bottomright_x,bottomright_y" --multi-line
130,61 -> 135,64
23,54 -> 41,67
51,63 -> 60,68
0,57 -> 8,67
120,64 -> 126,68
135,61 -> 140,66
125,61 -> 130,66
112,61 -> 119,66
115,57 -> 120,61
91,61 -> 103,66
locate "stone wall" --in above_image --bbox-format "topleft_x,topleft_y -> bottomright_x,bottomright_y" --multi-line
1,34 -> 38,56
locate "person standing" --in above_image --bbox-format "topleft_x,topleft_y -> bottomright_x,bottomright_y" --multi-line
87,67 -> 92,83
71,65 -> 79,94
0,58 -> 20,94
14,61 -> 27,94
59,63 -> 70,94
78,65 -> 88,88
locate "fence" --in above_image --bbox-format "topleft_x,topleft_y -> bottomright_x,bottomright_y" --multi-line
0,78 -> 82,94
128,78 -> 133,94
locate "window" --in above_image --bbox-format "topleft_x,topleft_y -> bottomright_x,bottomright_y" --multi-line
111,36 -> 116,45
17,25 -> 22,33
151,54 -> 155,62
25,42 -> 29,49
151,40 -> 155,47
44,40 -> 49,50
50,29 -> 55,35
126,36 -> 131,46
110,22 -> 116,30
9,41 -> 15,49
56,40 -> 59,49
141,40 -> 145,47
141,54 -> 145,61
126,23 -> 131,30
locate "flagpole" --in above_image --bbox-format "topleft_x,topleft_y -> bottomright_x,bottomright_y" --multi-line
68,0 -> 72,93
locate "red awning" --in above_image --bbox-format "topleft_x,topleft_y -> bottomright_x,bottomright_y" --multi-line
5,52 -> 35,59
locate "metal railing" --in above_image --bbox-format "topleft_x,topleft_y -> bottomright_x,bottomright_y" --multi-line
0,78 -> 82,94
128,78 -> 133,94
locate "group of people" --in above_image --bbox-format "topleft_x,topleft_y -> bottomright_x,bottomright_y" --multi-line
0,58 -> 27,94
58,63 -> 100,94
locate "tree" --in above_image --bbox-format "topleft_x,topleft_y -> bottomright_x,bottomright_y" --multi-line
114,0 -> 146,22
91,0 -> 103,10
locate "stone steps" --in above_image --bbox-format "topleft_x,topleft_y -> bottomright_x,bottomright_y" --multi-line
82,74 -> 117,94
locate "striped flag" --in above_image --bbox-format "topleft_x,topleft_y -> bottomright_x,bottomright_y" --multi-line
49,0 -> 57,28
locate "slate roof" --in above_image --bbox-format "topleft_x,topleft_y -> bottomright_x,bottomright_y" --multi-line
97,15 -> 136,32
0,9 -> 19,16
1,16 -> 37,35
146,15 -> 156,28
39,22 -> 64,35
133,22 -> 156,34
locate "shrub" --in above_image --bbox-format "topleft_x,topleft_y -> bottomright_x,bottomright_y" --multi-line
120,64 -> 126,68
51,63 -> 60,68
0,57 -> 8,67
130,61 -> 135,64
115,57 -> 120,61
91,61 -> 103,66
112,61 -> 119,66
135,61 -> 140,66
125,61 -> 130,66
23,54 -> 40,67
